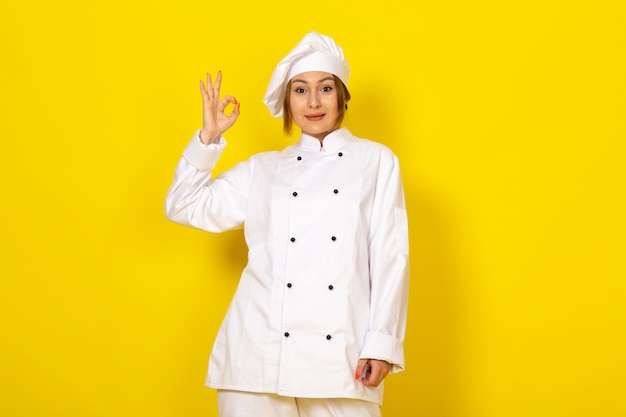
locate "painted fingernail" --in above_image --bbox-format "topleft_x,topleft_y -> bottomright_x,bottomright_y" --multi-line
355,372 -> 360,380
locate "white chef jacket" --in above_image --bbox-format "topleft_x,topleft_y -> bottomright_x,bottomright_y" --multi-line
165,127 -> 409,405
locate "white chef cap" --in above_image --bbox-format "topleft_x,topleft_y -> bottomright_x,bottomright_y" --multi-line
263,31 -> 350,118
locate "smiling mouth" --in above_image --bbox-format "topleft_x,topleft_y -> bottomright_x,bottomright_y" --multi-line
305,113 -> 325,121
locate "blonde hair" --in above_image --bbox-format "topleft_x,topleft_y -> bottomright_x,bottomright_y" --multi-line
282,75 -> 351,135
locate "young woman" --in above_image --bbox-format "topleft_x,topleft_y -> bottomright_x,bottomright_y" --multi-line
165,31 -> 409,417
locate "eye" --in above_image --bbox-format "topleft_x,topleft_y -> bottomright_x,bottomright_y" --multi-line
321,85 -> 333,93
294,87 -> 306,94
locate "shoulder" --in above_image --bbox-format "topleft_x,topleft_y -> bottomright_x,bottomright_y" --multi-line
219,150 -> 280,178
249,149 -> 281,161
346,133 -> 399,162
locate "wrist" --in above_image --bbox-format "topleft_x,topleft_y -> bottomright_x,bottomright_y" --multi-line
199,129 -> 219,145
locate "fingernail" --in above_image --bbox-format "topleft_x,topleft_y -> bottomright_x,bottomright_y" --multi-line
355,372 -> 360,380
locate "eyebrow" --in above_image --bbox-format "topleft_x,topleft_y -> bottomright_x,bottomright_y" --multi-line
291,76 -> 335,85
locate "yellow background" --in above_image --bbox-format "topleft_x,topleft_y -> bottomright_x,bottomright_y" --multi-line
1,0 -> 625,416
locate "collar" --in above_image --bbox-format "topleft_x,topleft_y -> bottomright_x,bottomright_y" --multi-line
295,127 -> 351,153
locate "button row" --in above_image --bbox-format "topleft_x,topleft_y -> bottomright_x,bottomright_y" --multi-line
286,283 -> 334,290
283,332 -> 333,340
291,189 -> 340,197
290,236 -> 337,243
296,152 -> 343,160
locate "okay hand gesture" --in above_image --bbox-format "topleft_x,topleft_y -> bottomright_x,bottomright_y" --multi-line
199,71 -> 240,144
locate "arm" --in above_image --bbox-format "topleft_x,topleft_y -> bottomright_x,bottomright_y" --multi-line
164,132 -> 250,232
164,71 -> 248,232
358,147 -> 410,384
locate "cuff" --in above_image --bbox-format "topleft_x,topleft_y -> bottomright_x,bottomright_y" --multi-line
360,331 -> 405,373
181,129 -> 227,171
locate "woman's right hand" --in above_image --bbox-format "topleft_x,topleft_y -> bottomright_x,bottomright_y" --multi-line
199,71 -> 240,144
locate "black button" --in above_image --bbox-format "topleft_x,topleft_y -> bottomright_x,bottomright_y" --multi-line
284,332 -> 290,337
287,283 -> 292,288
292,191 -> 298,197
331,236 -> 337,241
338,152 -> 343,157
297,156 -> 302,160
290,237 -> 296,242
333,189 -> 339,194
326,334 -> 332,340
328,285 -> 334,290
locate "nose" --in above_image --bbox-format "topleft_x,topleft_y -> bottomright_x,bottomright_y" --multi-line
308,93 -> 320,108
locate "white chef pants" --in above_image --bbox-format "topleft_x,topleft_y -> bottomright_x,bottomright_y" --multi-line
217,390 -> 382,417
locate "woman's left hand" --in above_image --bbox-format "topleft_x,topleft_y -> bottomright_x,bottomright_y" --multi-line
355,358 -> 392,387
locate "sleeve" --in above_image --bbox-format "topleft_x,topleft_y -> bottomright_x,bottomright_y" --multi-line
164,129 -> 251,233
359,147 -> 410,373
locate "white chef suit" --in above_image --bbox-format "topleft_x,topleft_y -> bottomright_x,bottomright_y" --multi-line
165,127 -> 409,406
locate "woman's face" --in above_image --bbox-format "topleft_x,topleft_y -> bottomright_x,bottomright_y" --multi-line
288,71 -> 340,141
